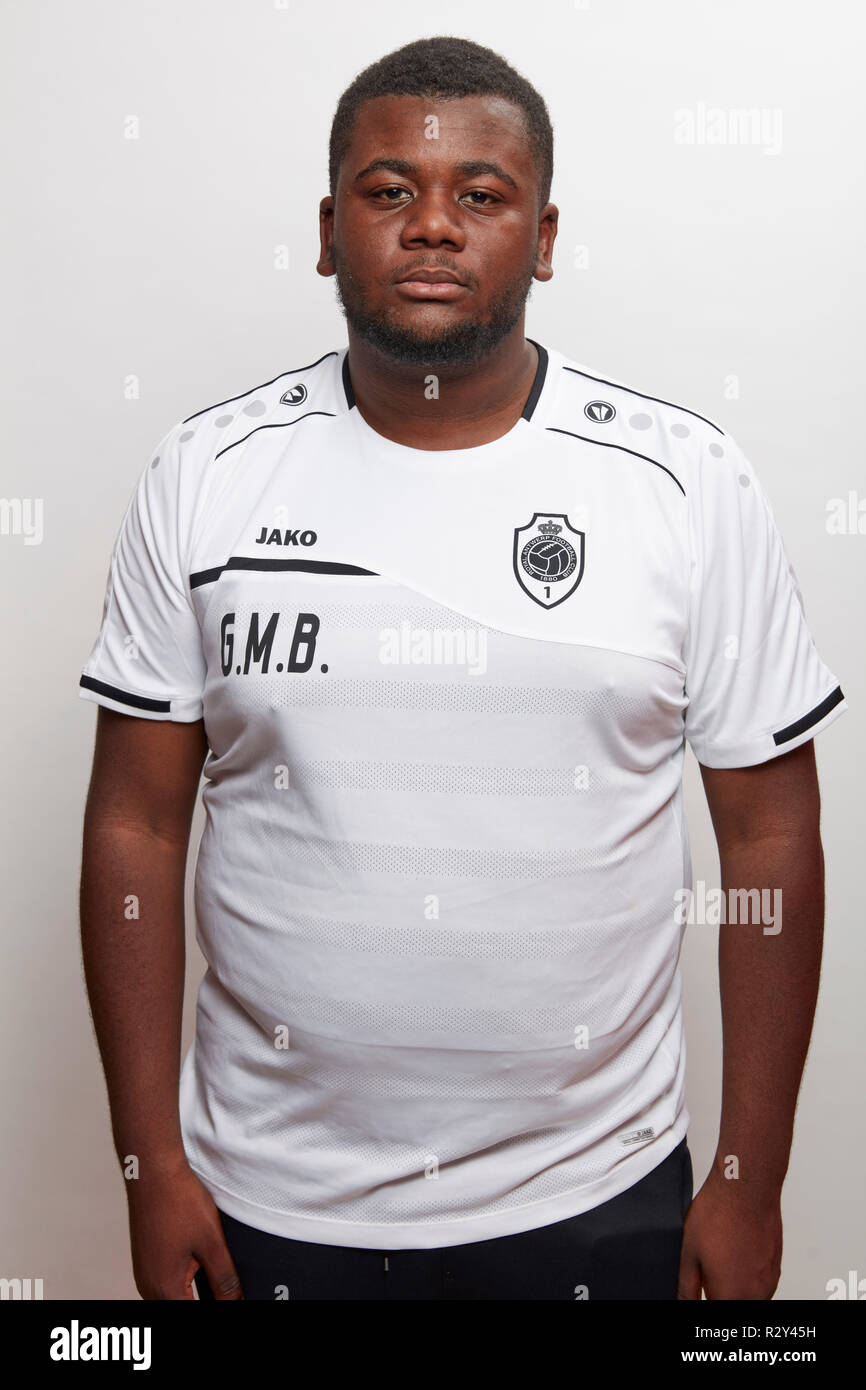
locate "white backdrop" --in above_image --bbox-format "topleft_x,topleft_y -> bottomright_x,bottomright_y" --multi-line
1,0 -> 862,1300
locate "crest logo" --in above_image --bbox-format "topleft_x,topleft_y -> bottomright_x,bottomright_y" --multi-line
513,513 -> 585,608
584,399 -> 615,423
280,383 -> 308,406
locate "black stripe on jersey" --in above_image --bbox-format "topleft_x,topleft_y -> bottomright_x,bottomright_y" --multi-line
182,352 -> 339,424
189,556 -> 380,590
213,414 -> 337,461
523,339 -> 548,418
79,674 -> 172,713
342,352 -> 355,409
772,686 -> 845,745
341,339 -> 550,421
561,366 -> 725,436
545,427 -> 687,496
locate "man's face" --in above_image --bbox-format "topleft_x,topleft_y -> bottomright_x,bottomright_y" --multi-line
319,94 -> 556,367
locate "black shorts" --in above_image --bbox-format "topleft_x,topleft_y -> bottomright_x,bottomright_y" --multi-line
193,1137 -> 693,1301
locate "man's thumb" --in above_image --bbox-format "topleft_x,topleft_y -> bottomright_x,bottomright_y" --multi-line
677,1248 -> 702,1300
195,1236 -> 244,1300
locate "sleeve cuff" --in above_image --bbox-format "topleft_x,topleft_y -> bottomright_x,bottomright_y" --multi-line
689,685 -> 847,768
78,674 -> 203,723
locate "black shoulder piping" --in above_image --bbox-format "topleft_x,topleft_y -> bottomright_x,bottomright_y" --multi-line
189,556 -> 380,590
561,365 -> 725,436
182,352 -> 339,424
79,674 -> 172,713
772,686 -> 844,745
545,426 -> 686,496
341,338 -> 548,419
212,414 -> 337,461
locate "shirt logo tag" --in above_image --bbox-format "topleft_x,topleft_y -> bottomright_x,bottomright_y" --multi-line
584,399 -> 616,423
513,513 -> 585,609
280,383 -> 308,406
618,1127 -> 655,1146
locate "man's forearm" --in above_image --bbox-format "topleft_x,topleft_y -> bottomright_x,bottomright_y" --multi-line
714,830 -> 825,1199
80,823 -> 189,1177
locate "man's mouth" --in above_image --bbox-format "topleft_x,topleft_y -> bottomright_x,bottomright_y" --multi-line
394,269 -> 469,301
395,281 -> 468,300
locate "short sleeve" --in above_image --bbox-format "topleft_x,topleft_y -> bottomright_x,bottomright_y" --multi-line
683,430 -> 847,767
78,421 -> 206,722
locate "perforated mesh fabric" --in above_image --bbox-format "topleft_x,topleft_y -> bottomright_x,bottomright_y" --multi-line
173,344 -> 712,1247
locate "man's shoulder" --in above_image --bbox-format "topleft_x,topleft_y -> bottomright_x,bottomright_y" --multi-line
173,349 -> 346,461
544,344 -> 741,495
547,343 -> 733,444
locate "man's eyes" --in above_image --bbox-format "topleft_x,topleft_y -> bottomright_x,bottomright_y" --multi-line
370,186 -> 499,206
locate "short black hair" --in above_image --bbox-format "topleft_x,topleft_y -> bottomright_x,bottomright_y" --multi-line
328,35 -> 554,209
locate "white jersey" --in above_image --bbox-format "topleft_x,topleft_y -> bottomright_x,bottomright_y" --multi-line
78,341 -> 847,1249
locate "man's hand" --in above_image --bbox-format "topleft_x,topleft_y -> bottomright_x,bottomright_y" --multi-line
126,1157 -> 244,1300
677,1167 -> 782,1300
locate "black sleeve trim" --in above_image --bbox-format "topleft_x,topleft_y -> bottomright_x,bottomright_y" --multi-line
79,674 -> 172,713
772,685 -> 844,745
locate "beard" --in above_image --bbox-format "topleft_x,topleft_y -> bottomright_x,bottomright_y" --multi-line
330,243 -> 538,368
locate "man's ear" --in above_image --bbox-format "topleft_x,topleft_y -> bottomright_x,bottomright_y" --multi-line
317,196 -> 336,278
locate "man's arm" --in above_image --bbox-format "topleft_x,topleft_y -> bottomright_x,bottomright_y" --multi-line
678,738 -> 824,1300
79,707 -> 243,1300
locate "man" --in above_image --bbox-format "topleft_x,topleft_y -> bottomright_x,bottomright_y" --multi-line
78,36 -> 846,1301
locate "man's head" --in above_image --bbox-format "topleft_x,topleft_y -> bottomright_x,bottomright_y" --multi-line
317,36 -> 557,368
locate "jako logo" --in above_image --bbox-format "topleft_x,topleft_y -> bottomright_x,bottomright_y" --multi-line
584,400 -> 615,423
280,384 -> 308,406
49,1320 -> 151,1370
255,527 -> 317,546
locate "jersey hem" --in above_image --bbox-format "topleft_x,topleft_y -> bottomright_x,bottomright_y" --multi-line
184,1113 -> 689,1251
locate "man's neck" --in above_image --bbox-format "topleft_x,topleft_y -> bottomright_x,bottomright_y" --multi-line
345,329 -> 539,451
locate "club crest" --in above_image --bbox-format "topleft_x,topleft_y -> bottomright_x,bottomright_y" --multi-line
513,513 -> 585,608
